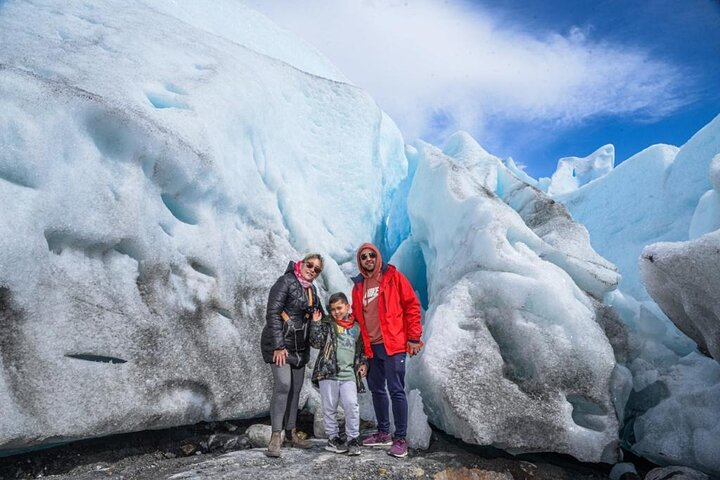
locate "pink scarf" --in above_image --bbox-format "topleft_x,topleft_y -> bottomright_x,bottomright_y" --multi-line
294,260 -> 312,289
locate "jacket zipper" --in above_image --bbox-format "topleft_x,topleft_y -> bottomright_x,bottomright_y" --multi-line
298,287 -> 313,367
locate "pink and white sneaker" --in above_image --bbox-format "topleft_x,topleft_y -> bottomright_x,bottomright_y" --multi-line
388,438 -> 408,458
362,431 -> 393,447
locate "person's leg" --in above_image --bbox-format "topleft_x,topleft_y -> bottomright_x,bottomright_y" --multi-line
339,380 -> 360,440
319,379 -> 341,439
270,364 -> 292,432
363,344 -> 392,446
282,365 -> 306,430
366,344 -> 390,434
266,364 -> 291,457
385,352 -> 408,439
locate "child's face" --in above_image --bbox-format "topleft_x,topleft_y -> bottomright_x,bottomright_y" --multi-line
329,300 -> 350,321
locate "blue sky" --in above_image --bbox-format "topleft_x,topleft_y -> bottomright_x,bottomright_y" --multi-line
247,0 -> 720,178
481,0 -> 720,177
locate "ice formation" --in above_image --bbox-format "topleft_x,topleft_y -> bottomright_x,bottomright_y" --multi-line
544,144 -> 615,196
553,116 -> 720,476
0,0 -> 405,450
1,0 -> 719,476
607,290 -> 720,476
689,154 -> 720,239
557,116 -> 720,300
403,135 -> 621,463
406,389 -> 432,450
640,231 -> 720,361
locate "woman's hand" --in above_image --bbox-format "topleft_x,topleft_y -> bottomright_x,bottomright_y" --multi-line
358,364 -> 368,378
273,348 -> 289,367
312,309 -> 322,321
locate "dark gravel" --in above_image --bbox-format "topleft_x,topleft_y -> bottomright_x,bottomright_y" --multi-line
0,414 -> 640,480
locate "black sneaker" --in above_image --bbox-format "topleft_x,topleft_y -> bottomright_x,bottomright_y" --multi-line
325,436 -> 349,453
346,437 -> 362,456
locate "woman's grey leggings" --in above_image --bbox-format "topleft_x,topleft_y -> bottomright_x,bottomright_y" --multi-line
270,364 -> 306,432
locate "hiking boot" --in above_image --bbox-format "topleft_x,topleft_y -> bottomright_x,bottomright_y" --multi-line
388,438 -> 408,458
362,431 -> 392,446
285,429 -> 311,449
264,431 -> 282,458
325,436 -> 349,453
346,437 -> 362,456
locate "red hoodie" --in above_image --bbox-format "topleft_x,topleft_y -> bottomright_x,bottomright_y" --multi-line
351,243 -> 422,358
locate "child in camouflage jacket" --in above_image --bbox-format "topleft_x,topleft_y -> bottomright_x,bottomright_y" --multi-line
309,292 -> 367,455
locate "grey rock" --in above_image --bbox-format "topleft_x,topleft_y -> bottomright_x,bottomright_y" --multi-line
245,424 -> 273,448
179,444 -> 197,457
22,439 -> 608,480
610,462 -> 639,480
204,433 -> 242,452
645,465 -> 710,480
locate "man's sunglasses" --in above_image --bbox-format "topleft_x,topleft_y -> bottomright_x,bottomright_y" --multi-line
305,262 -> 322,275
360,252 -> 377,261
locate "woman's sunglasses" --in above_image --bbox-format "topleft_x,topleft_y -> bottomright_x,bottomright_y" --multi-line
360,252 -> 377,261
305,262 -> 322,275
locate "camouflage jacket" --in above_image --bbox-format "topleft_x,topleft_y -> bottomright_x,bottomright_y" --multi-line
309,315 -> 367,392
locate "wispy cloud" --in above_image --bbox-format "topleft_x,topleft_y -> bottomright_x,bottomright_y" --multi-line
244,0 -> 694,149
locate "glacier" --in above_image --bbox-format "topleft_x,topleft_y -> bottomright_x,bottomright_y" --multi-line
543,144 -> 615,196
557,116 -> 720,300
689,154 -> 720,240
640,230 -> 720,361
552,116 -> 720,475
398,134 -> 621,463
1,0 -> 719,476
0,0 -> 405,450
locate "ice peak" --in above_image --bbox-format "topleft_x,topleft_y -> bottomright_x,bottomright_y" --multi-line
441,131 -> 492,166
546,144 -> 615,196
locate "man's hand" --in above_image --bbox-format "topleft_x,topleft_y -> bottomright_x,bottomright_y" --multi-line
357,364 -> 368,378
407,341 -> 422,357
273,348 -> 289,366
312,309 -> 322,321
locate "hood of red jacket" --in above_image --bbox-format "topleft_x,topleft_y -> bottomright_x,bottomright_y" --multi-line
356,242 -> 382,280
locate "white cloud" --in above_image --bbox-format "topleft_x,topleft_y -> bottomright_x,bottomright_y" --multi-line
243,0 -> 692,147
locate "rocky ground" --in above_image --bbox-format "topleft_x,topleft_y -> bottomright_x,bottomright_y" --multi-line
0,415 -> 650,480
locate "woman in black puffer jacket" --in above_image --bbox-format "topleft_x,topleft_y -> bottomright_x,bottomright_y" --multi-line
260,253 -> 324,457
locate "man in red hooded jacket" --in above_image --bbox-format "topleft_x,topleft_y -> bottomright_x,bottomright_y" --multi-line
352,242 -> 422,458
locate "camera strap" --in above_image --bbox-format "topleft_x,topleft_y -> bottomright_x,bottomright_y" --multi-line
279,287 -> 315,322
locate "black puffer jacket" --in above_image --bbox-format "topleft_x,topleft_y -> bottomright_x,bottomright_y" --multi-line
260,261 -> 323,367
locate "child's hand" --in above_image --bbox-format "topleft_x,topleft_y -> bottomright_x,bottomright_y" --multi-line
312,309 -> 322,321
358,364 -> 368,378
